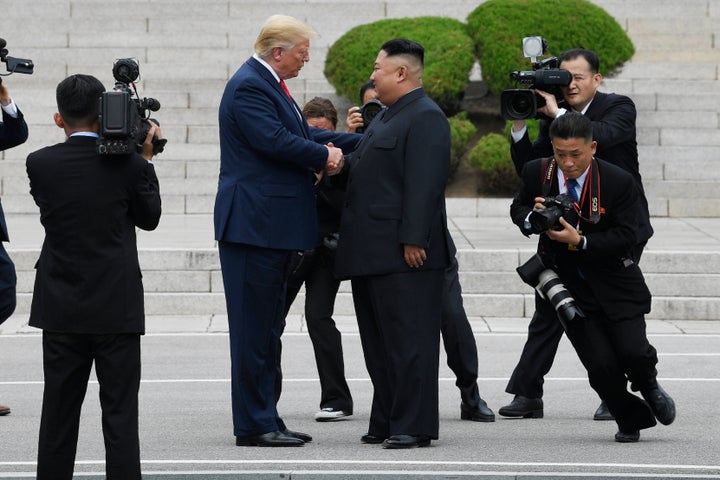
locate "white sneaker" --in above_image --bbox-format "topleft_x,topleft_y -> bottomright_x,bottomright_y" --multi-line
314,407 -> 351,422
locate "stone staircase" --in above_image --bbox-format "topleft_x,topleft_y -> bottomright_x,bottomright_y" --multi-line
1,0 -> 720,324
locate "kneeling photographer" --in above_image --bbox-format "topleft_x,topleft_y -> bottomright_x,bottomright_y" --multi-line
509,112 -> 675,443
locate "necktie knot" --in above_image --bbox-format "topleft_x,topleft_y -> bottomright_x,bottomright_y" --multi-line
567,178 -> 580,202
279,80 -> 293,100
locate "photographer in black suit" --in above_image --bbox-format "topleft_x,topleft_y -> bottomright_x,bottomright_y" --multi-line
26,74 -> 162,479
510,112 -> 674,442
0,79 -> 28,417
501,48 -> 652,421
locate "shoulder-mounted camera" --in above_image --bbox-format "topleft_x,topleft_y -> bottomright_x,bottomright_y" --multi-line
500,36 -> 571,120
97,58 -> 166,156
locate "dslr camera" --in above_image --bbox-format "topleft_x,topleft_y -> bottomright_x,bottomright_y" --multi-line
500,36 -> 571,120
355,99 -> 385,134
516,253 -> 585,329
528,193 -> 579,234
97,58 -> 166,155
0,38 -> 34,79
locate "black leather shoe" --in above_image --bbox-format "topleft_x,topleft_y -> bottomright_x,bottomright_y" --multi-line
498,395 -> 543,418
614,429 -> 640,443
593,401 -> 615,421
236,430 -> 304,447
641,384 -> 676,425
460,399 -> 495,422
282,428 -> 312,443
382,434 -> 431,449
361,433 -> 386,444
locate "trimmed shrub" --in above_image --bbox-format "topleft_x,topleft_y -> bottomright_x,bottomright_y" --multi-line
325,17 -> 476,115
448,112 -> 478,178
467,133 -> 520,196
467,0 -> 635,95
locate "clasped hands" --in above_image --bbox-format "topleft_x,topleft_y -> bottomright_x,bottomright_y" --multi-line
324,142 -> 344,176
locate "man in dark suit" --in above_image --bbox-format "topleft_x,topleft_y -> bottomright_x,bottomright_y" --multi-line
501,48 -> 652,421
215,15 -> 358,447
26,74 -> 162,480
335,38 -> 451,449
510,112 -> 674,442
0,78 -> 28,417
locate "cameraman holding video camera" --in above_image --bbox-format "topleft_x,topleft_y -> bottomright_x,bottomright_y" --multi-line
0,79 -> 28,418
502,48 -> 653,421
510,112 -> 674,443
26,73 -> 162,480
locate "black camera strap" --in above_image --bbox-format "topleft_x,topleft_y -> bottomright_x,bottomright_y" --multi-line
541,157 -> 602,224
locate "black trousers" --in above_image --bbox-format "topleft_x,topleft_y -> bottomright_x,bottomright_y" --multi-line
283,249 -> 353,412
351,269 -> 443,439
36,332 -> 141,480
441,256 -> 482,407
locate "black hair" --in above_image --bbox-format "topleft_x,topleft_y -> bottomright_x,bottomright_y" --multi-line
380,38 -> 424,66
359,80 -> 375,105
56,74 -> 106,127
549,111 -> 593,142
558,48 -> 600,74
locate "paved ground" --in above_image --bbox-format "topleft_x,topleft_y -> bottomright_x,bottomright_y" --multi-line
1,206 -> 720,479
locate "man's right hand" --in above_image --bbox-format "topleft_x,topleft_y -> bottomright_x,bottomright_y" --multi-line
345,106 -> 363,133
325,143 -> 344,175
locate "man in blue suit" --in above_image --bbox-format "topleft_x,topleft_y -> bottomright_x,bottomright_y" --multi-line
214,14 -> 359,447
0,79 -> 28,417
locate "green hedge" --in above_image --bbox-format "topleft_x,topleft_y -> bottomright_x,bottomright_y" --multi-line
467,133 -> 520,195
467,0 -> 635,95
324,17 -> 476,115
448,112 -> 478,178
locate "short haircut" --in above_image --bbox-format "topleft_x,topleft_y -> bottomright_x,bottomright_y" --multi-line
558,48 -> 600,74
359,80 -> 375,105
254,15 -> 318,58
302,97 -> 338,129
380,38 -> 424,67
56,74 -> 106,127
549,111 -> 593,143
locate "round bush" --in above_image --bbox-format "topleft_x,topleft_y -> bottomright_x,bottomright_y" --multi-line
325,17 -> 476,115
448,112 -> 478,178
467,0 -> 635,95
467,132 -> 520,196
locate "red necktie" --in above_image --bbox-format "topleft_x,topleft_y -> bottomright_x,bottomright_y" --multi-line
279,80 -> 293,100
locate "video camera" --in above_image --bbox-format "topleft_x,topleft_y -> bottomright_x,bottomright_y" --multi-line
97,58 -> 166,156
516,253 -> 585,330
0,38 -> 34,81
500,36 -> 571,120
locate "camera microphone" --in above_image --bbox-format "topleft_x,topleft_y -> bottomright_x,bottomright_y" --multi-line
144,97 -> 161,111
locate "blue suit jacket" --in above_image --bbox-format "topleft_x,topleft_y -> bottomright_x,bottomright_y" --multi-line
214,57 -> 359,251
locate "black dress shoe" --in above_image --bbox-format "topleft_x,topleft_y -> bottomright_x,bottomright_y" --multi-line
641,384 -> 676,425
282,428 -> 312,443
498,395 -> 543,418
614,429 -> 640,443
460,399 -> 495,422
361,433 -> 386,444
593,401 -> 615,421
382,434 -> 431,449
236,430 -> 304,447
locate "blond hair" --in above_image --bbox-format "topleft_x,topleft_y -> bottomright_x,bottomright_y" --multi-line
254,15 -> 319,58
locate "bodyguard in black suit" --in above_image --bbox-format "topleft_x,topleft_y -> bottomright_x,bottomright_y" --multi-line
510,112 -> 674,442
0,79 -> 28,417
335,38 -> 451,449
26,74 -> 162,479
501,49 -> 652,420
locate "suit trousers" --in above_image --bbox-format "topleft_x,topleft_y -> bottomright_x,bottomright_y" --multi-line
441,256 -> 481,407
351,269 -> 443,439
284,249 -> 353,412
36,332 -> 141,480
219,241 -> 291,436
0,241 -> 17,324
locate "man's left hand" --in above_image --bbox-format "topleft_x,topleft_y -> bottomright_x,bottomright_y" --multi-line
404,244 -> 427,268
